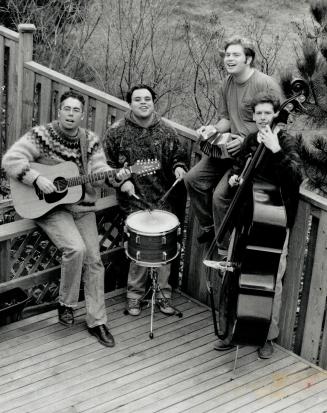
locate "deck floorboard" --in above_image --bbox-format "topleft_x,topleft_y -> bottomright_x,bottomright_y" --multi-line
0,291 -> 326,413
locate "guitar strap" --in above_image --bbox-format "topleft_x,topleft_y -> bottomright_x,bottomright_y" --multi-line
79,127 -> 88,175
78,127 -> 96,202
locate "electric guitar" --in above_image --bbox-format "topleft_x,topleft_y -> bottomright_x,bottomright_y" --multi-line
10,160 -> 160,219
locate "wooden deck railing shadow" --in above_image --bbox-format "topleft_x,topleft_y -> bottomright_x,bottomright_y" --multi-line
0,24 -> 326,370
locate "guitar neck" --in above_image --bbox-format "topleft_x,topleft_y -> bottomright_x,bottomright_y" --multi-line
66,169 -> 117,187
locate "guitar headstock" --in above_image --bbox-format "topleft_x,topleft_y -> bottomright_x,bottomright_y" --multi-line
129,159 -> 161,176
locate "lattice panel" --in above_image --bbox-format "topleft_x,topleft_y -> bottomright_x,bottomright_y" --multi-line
8,206 -> 128,309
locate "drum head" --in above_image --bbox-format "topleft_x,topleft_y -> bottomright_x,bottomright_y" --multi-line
125,209 -> 179,234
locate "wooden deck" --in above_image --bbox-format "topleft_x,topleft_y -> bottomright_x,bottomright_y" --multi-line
0,291 -> 326,413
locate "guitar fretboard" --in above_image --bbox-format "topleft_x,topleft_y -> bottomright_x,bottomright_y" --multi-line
66,169 -> 117,187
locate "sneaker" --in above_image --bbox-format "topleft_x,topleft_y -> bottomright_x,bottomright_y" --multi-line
258,340 -> 274,359
126,298 -> 141,316
157,298 -> 175,315
213,338 -> 234,351
58,304 -> 74,326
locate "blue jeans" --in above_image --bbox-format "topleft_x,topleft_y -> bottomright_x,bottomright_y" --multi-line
36,209 -> 107,328
184,155 -> 235,250
127,261 -> 172,300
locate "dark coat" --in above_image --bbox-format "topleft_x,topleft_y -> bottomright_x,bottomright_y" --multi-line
232,130 -> 303,227
104,111 -> 188,215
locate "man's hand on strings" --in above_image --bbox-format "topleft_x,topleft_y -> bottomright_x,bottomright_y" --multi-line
228,174 -> 243,187
257,125 -> 281,153
35,176 -> 56,193
116,166 -> 131,182
174,167 -> 186,180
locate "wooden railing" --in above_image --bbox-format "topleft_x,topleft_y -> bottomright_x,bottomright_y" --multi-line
0,24 -> 327,369
0,24 -> 197,303
279,182 -> 327,369
0,25 -> 19,156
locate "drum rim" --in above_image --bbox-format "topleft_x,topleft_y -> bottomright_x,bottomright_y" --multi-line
125,248 -> 180,267
125,209 -> 180,235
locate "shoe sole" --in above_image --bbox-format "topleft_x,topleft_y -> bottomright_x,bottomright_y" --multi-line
58,319 -> 74,327
127,309 -> 141,316
214,344 -> 234,351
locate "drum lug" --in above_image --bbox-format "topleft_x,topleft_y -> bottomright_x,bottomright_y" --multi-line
162,252 -> 167,260
136,235 -> 140,244
177,227 -> 181,236
136,251 -> 141,260
162,236 -> 167,245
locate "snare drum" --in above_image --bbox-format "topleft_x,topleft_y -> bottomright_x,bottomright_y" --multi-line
124,209 -> 181,266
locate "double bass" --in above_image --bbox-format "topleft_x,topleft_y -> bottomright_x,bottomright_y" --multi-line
206,80 -> 308,347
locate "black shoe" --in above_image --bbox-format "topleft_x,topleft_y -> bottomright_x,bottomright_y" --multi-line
58,304 -> 74,326
213,338 -> 234,351
88,324 -> 115,347
197,228 -> 215,244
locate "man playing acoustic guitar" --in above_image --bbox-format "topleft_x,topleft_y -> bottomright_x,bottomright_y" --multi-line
2,90 -> 130,347
218,92 -> 302,358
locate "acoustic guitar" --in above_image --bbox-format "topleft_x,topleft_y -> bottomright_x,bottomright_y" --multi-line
10,160 -> 160,219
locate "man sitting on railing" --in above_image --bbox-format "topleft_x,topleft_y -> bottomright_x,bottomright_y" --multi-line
2,90 -> 129,347
184,36 -> 282,256
104,84 -> 188,317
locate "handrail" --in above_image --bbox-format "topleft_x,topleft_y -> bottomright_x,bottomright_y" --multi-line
0,26 -> 19,42
24,61 -> 198,142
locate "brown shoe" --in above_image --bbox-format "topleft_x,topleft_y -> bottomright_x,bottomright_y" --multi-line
58,304 -> 74,326
88,324 -> 115,347
258,340 -> 274,359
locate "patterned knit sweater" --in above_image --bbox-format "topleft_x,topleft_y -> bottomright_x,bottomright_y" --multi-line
2,121 -> 113,210
104,111 -> 188,214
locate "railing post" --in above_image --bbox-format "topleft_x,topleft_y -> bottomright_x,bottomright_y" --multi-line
300,208 -> 327,366
0,239 -> 11,283
16,24 -> 35,140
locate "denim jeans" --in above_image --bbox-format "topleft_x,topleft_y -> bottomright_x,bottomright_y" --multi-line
184,155 -> 235,250
127,261 -> 172,300
267,229 -> 290,340
36,209 -> 107,328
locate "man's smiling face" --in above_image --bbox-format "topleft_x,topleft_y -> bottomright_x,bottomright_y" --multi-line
130,88 -> 154,120
224,44 -> 251,76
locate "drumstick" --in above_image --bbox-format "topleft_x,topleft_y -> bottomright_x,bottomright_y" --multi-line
131,193 -> 153,210
158,178 -> 182,205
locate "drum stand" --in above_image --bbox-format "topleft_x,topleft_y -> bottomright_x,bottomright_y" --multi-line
130,265 -> 183,339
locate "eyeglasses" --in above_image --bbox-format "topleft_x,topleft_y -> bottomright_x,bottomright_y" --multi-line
61,106 -> 82,113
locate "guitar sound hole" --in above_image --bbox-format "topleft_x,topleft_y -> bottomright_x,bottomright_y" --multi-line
54,177 -> 68,193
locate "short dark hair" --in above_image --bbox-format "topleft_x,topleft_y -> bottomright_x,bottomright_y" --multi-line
224,36 -> 256,66
126,84 -> 157,104
60,90 -> 85,109
251,92 -> 280,112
